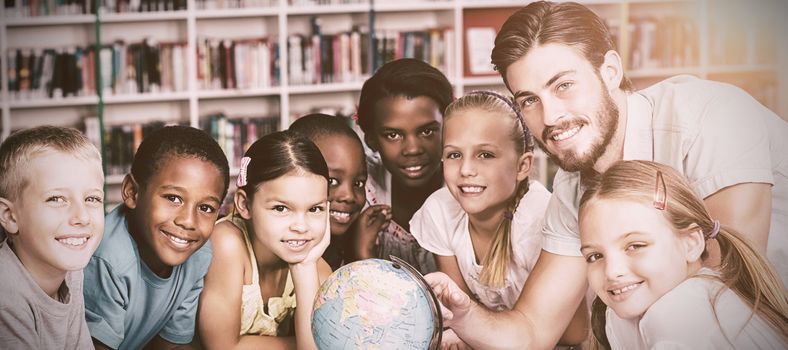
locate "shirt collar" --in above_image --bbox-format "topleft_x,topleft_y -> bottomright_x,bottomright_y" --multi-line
622,92 -> 654,161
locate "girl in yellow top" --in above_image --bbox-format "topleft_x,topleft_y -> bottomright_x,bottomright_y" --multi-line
198,130 -> 333,349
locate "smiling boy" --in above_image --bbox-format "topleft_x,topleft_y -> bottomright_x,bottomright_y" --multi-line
83,126 -> 230,350
0,126 -> 105,349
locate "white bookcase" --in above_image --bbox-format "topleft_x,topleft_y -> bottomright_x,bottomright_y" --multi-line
1,0 -> 785,198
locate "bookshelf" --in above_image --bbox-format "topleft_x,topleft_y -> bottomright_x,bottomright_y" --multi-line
1,0 -> 785,198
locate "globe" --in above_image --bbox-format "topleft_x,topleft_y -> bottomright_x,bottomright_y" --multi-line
312,257 -> 442,349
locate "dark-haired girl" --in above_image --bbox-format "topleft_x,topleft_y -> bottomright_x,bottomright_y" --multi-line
198,130 -> 331,349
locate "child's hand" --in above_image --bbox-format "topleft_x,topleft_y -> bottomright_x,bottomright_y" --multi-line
295,202 -> 332,267
425,272 -> 473,328
440,328 -> 473,350
353,204 -> 392,260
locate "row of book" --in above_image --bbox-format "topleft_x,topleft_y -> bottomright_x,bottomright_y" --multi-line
101,39 -> 188,95
100,0 -> 187,13
84,114 -> 280,176
287,29 -> 368,85
375,28 -> 455,79
6,39 -> 187,100
7,47 -> 93,100
197,37 -> 278,91
287,25 -> 454,85
288,0 -> 364,5
626,16 -> 699,70
3,0 -> 95,16
3,0 -> 185,16
201,113 -> 280,169
196,0 -> 275,9
708,17 -> 775,66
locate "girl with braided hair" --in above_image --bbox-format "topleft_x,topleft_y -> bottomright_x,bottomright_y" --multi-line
410,91 -> 561,348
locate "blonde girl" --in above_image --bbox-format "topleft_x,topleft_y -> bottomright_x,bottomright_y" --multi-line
579,160 -> 787,349
411,91 -> 585,348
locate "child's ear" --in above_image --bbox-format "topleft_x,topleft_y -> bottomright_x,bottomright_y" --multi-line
234,189 -> 253,220
121,174 -> 140,209
682,225 -> 706,263
0,197 -> 19,235
364,133 -> 379,152
516,152 -> 534,182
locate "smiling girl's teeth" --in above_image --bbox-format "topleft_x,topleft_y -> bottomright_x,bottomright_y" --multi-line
552,126 -> 581,141
405,165 -> 423,172
330,210 -> 350,219
285,240 -> 307,248
611,283 -> 640,295
460,186 -> 484,193
58,237 -> 88,246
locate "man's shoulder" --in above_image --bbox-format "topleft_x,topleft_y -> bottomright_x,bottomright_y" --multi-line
640,75 -> 736,99
640,75 -> 757,122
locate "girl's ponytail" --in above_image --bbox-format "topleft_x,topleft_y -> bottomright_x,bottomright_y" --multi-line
479,178 -> 530,287
714,225 -> 788,340
580,160 -> 788,343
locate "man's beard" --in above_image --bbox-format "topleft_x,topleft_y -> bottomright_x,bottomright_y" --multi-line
535,89 -> 620,173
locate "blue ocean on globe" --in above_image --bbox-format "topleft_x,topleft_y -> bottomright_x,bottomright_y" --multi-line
311,258 -> 440,349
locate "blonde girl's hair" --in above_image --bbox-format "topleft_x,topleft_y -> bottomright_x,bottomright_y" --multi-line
443,91 -> 534,287
579,160 -> 788,349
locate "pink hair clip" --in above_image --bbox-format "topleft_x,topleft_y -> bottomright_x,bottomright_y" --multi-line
706,220 -> 721,240
351,104 -> 360,124
653,170 -> 667,210
237,156 -> 251,187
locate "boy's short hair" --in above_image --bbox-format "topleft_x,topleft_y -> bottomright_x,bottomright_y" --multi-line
130,125 -> 231,199
289,113 -> 365,153
0,126 -> 101,201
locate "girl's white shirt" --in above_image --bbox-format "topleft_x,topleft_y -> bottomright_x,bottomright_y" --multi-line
410,181 -> 551,310
606,268 -> 787,350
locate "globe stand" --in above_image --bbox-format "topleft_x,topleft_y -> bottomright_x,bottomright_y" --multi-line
390,255 -> 443,349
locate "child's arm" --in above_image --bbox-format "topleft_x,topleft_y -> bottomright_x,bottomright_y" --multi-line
352,204 -> 391,260
434,255 -> 473,297
197,222 -> 296,350
434,256 -> 479,350
289,209 -> 333,350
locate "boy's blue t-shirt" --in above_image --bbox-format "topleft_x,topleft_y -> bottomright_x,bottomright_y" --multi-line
83,205 -> 212,350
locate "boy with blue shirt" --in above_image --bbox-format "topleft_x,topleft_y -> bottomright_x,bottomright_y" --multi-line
84,126 -> 230,349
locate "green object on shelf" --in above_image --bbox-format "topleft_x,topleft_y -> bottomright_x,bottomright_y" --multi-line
94,0 -> 108,213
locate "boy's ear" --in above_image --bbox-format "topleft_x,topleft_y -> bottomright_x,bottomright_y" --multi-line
234,189 -> 253,220
682,225 -> 706,263
516,152 -> 534,182
364,133 -> 379,153
121,174 -> 140,209
599,50 -> 624,93
0,197 -> 19,235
